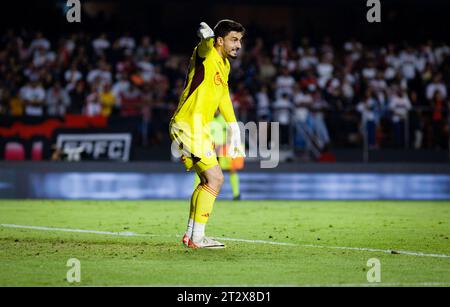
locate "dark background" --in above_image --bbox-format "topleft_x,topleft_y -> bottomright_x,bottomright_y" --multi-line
1,0 -> 449,52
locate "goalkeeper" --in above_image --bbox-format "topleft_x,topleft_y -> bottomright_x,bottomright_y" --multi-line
169,20 -> 246,249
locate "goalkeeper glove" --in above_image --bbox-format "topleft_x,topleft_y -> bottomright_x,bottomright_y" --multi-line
227,122 -> 246,159
197,22 -> 214,40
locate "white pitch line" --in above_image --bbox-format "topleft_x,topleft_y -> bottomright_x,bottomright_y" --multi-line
2,224 -> 450,260
0,224 -> 167,238
217,237 -> 297,247
298,244 -> 450,259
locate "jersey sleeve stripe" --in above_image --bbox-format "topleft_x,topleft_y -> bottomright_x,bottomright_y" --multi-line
185,52 -> 206,101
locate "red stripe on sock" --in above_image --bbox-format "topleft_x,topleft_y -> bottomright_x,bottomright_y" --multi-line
201,184 -> 219,197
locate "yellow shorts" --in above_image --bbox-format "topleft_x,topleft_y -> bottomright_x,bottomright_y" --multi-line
181,154 -> 218,173
170,123 -> 218,173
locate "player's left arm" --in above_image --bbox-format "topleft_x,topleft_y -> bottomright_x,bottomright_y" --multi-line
219,89 -> 245,158
218,88 -> 237,124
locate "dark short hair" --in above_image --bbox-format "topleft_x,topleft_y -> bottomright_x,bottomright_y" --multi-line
213,19 -> 245,40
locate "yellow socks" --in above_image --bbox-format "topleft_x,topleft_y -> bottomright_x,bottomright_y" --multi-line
192,184 -> 219,242
186,184 -> 202,238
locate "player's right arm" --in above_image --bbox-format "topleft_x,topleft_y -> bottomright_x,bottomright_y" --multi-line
197,22 -> 214,58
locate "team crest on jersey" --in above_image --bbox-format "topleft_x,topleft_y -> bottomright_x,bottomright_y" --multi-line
214,72 -> 224,86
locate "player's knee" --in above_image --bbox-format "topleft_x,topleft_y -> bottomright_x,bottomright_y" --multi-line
208,172 -> 224,190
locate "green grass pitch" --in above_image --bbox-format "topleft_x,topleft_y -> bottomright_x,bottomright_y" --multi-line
0,200 -> 449,286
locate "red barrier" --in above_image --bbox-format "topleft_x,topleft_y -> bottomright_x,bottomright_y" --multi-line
0,115 -> 108,140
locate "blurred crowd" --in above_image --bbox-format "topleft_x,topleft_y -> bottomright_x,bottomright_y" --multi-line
0,30 -> 449,151
234,37 -> 450,152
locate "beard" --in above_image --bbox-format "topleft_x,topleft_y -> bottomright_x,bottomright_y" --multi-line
227,49 -> 239,60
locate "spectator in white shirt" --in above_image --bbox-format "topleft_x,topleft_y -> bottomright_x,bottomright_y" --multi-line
255,85 -> 271,121
32,47 -> 56,68
399,47 -> 418,80
275,67 -> 296,99
370,71 -> 389,106
341,77 -> 355,104
87,61 -> 112,86
384,66 -> 397,82
29,32 -> 50,51
84,87 -> 102,117
316,55 -> 334,89
310,91 -> 330,149
112,74 -> 131,106
426,74 -> 447,101
294,87 -> 313,122
389,89 -> 412,147
298,48 -> 319,71
357,90 -> 381,148
20,80 -> 46,116
118,33 -> 136,51
273,93 -> 294,146
138,55 -> 155,82
293,86 -> 314,149
385,45 -> 401,70
362,61 -> 377,80
46,81 -> 71,116
64,63 -> 83,92
92,33 -> 110,56
370,71 -> 388,93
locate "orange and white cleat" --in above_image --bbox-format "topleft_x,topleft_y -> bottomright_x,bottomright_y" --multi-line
188,236 -> 225,249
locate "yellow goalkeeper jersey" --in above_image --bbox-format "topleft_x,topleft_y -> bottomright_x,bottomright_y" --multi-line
170,37 -> 237,158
